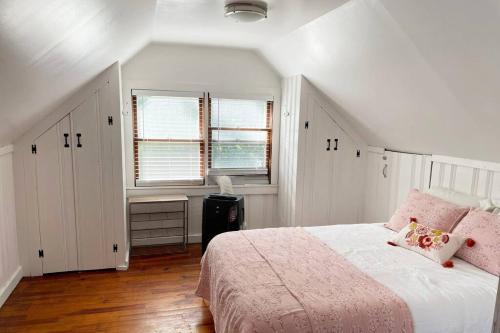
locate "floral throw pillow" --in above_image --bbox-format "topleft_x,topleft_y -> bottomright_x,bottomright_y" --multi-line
390,222 -> 465,265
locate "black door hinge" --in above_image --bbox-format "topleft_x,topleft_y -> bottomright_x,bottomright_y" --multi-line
31,144 -> 37,154
113,244 -> 118,253
305,121 -> 309,129
108,116 -> 113,126
38,249 -> 44,258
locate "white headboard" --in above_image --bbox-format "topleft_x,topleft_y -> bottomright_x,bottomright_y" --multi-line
364,149 -> 500,222
429,155 -> 500,205
379,151 -> 500,219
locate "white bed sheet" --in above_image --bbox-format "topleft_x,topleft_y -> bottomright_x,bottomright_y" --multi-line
305,223 -> 498,333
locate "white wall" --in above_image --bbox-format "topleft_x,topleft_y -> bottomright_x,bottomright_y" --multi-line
278,76 -> 303,227
0,146 -> 22,307
121,43 -> 282,238
363,148 -> 432,222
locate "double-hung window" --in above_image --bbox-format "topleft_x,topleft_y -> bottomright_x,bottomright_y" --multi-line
132,90 -> 204,186
208,96 -> 273,177
132,90 -> 273,186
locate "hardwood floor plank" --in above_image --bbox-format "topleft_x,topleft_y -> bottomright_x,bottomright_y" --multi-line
0,244 -> 215,333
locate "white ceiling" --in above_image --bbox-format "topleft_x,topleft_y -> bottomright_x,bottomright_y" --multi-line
1,0 -> 500,162
152,0 -> 347,48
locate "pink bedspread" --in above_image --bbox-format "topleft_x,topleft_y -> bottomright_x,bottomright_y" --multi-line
196,228 -> 413,333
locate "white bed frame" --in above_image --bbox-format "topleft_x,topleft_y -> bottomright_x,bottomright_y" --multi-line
381,152 -> 500,221
428,155 -> 500,333
429,155 -> 500,205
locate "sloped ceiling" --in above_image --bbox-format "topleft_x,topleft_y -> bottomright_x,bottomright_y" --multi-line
0,0 -> 156,144
0,0 -> 339,145
2,0 -> 500,163
262,0 -> 500,162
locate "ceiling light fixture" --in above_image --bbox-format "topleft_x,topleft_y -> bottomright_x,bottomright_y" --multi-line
224,2 -> 268,23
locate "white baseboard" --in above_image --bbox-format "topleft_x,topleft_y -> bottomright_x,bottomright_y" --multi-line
0,266 -> 22,308
116,244 -> 130,271
188,233 -> 201,243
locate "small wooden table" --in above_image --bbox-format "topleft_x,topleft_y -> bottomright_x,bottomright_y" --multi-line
128,195 -> 189,249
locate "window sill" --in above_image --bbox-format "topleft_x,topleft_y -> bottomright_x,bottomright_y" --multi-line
126,184 -> 278,197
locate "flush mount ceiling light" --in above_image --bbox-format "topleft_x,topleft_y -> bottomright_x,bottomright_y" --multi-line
224,2 -> 268,23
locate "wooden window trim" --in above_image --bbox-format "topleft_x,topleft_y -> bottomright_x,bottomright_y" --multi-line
132,94 -> 205,185
207,97 -> 273,181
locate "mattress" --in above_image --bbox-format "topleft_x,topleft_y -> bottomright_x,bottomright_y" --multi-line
197,223 -> 498,333
305,223 -> 498,333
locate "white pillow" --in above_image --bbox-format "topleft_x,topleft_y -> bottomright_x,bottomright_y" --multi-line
425,187 -> 492,210
390,222 -> 465,265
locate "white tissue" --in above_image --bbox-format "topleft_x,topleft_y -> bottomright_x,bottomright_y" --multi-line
216,176 -> 234,194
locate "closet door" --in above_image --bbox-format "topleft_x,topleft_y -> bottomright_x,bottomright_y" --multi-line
71,93 -> 115,270
35,115 -> 78,273
331,127 -> 363,224
300,100 -> 338,226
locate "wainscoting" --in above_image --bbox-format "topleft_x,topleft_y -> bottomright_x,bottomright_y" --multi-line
0,146 -> 21,307
127,184 -> 279,242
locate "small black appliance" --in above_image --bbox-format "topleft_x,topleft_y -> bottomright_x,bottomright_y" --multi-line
202,194 -> 244,254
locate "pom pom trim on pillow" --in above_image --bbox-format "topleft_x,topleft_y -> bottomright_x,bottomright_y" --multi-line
390,221 -> 465,265
452,209 -> 500,276
442,260 -> 454,268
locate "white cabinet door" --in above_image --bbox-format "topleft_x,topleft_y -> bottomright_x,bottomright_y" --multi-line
35,115 -> 78,273
331,126 -> 363,225
97,85 -> 119,267
71,93 -> 115,270
300,100 -> 338,226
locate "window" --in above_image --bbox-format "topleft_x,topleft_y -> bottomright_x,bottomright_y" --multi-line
132,91 -> 204,186
132,90 -> 274,186
208,97 -> 273,177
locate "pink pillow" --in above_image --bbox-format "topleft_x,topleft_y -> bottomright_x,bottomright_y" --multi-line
453,210 -> 500,276
385,189 -> 469,232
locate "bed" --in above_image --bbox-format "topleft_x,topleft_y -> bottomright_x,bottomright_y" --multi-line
196,223 -> 498,333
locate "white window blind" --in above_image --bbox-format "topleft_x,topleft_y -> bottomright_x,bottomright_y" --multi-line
208,97 -> 273,176
133,92 -> 204,186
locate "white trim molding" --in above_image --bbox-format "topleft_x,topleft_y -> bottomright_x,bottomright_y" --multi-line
0,266 -> 22,308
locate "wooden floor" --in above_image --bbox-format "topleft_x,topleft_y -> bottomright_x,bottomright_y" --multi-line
0,244 -> 215,333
